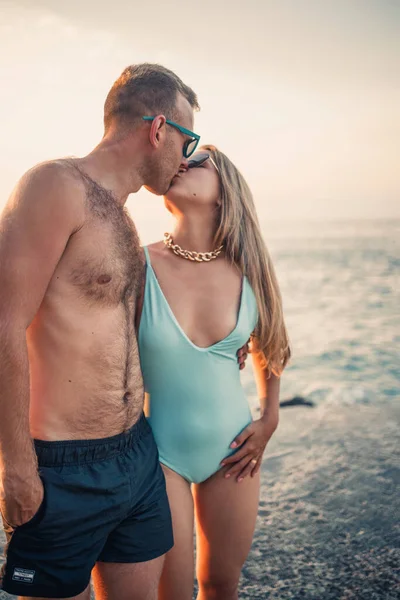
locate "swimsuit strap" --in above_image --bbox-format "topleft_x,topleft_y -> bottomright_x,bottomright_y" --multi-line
143,246 -> 152,266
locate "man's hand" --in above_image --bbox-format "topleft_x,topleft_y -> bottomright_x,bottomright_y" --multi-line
237,339 -> 251,370
220,407 -> 279,482
0,470 -> 44,529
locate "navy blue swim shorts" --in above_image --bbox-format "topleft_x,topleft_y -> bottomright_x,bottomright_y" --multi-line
0,413 -> 173,598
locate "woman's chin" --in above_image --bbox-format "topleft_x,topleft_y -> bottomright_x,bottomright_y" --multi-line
165,177 -> 184,200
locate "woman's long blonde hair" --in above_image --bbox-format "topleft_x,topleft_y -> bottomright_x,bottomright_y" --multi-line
203,145 -> 291,377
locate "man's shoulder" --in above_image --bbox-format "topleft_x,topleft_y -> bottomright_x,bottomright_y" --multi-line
22,158 -> 80,190
14,159 -> 87,214
8,159 -> 86,228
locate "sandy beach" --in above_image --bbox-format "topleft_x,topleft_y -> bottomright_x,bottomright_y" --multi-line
1,400 -> 398,600
233,400 -> 400,599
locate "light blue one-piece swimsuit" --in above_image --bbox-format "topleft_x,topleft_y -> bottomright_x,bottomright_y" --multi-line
138,247 -> 259,484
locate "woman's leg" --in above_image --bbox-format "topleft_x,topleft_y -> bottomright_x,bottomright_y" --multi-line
193,470 -> 260,600
158,465 -> 195,600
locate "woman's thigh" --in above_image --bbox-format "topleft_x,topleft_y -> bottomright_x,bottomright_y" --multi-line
158,464 -> 195,600
193,469 -> 260,587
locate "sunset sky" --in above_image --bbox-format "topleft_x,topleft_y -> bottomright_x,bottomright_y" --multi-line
0,0 -> 399,240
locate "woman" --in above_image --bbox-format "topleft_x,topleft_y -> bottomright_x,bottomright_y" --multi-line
137,145 -> 290,600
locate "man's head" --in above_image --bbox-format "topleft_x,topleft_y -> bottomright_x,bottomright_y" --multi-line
104,64 -> 200,195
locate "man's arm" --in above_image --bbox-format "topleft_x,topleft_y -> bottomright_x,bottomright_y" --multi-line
251,341 -> 280,423
0,162 -> 84,526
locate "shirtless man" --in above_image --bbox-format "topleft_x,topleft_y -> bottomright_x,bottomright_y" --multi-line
0,64 -> 201,600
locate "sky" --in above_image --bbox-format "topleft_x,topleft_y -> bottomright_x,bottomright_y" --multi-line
0,0 -> 399,240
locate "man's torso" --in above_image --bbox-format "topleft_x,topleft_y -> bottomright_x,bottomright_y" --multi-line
28,161 -> 145,440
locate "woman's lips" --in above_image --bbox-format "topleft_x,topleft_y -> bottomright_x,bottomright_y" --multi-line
171,172 -> 183,183
170,167 -> 189,185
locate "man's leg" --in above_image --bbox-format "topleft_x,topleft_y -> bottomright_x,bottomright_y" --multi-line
158,465 -> 195,600
92,558 -> 164,600
193,470 -> 260,600
95,420 -> 174,600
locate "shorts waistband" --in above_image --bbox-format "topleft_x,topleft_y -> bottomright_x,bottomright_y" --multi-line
34,413 -> 150,467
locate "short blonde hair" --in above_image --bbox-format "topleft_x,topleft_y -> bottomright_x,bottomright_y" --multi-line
104,63 -> 199,132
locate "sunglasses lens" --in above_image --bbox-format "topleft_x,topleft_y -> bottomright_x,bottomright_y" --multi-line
184,137 -> 199,158
188,153 -> 210,168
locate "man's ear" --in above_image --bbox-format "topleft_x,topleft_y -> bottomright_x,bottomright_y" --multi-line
148,115 -> 167,150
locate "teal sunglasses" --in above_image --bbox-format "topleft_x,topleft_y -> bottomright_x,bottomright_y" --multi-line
142,116 -> 200,158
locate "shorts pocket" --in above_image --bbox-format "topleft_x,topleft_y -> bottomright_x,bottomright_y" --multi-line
2,477 -> 48,534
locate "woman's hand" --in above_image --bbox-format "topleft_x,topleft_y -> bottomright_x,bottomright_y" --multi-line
221,408 -> 279,482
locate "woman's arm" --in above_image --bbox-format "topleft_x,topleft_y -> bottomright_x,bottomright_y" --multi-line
221,338 -> 280,482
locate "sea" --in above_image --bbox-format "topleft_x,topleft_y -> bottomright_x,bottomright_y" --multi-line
240,218 -> 400,411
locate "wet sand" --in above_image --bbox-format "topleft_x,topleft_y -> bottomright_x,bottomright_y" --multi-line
1,401 -> 399,599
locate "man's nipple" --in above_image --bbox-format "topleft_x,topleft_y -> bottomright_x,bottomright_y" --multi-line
97,274 -> 112,285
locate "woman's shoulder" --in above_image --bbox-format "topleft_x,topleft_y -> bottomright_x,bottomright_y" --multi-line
145,241 -> 163,252
143,241 -> 163,261
144,241 -> 179,270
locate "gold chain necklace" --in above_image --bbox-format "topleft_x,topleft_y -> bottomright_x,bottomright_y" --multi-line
163,233 -> 224,263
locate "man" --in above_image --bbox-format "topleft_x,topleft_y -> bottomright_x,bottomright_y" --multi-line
0,63 -> 201,600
